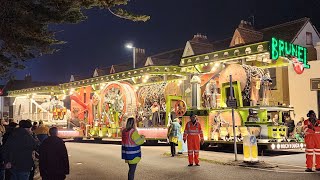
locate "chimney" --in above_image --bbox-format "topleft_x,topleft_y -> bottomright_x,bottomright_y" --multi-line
315,42 -> 320,60
134,48 -> 146,67
191,33 -> 209,43
238,20 -> 254,30
25,74 -> 32,82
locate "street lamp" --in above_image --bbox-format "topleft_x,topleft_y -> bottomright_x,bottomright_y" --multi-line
125,43 -> 136,69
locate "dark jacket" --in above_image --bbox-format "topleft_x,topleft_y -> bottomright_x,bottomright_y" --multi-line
3,128 -> 37,171
39,136 -> 69,177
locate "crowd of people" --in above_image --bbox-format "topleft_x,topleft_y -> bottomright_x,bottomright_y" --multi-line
0,119 -> 69,180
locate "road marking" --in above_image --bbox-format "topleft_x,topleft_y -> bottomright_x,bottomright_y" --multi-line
76,162 -> 83,165
245,167 -> 318,174
267,162 -> 305,169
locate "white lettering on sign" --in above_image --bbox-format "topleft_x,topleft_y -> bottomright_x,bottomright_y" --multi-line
278,143 -> 304,149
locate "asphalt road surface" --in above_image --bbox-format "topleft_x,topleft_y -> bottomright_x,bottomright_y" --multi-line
65,141 -> 320,180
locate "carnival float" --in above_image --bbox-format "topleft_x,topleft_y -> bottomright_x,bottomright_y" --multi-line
8,37 -> 308,150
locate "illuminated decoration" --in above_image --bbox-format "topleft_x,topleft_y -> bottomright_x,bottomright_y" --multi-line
270,37 -> 310,74
53,107 -> 67,120
58,130 -> 80,138
181,41 -> 269,66
174,100 -> 187,116
137,128 -> 168,139
270,143 -> 305,149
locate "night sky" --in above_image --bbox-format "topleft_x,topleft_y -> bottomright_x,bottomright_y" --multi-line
13,0 -> 320,83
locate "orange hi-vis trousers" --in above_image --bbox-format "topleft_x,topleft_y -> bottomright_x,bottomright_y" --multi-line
184,121 -> 203,165
305,133 -> 320,169
187,135 -> 201,165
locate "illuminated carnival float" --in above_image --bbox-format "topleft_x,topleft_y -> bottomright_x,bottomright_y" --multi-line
8,36 -> 310,149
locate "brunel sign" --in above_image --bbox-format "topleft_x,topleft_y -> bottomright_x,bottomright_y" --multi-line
270,37 -> 310,74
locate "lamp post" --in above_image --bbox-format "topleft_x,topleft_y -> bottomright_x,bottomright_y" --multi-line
125,43 -> 136,69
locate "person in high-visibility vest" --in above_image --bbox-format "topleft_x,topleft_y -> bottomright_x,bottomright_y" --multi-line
122,117 -> 145,180
303,110 -> 320,172
167,116 -> 181,157
183,113 -> 204,166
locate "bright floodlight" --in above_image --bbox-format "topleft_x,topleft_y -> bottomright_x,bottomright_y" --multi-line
126,43 -> 134,49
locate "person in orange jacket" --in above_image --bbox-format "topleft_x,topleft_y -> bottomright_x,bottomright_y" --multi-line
183,113 -> 204,166
303,110 -> 320,172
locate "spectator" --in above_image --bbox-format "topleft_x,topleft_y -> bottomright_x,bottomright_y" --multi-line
29,120 -> 40,180
31,122 -> 38,132
0,120 -> 6,145
295,118 -> 304,142
284,116 -> 295,138
34,121 -> 49,143
0,148 -> 4,180
2,121 -> 18,180
167,115 -> 181,157
39,127 -> 69,180
3,120 -> 37,180
0,119 -> 6,180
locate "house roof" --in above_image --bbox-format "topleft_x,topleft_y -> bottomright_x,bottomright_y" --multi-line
260,17 -> 309,42
147,48 -> 184,66
2,79 -> 58,96
189,41 -> 213,55
236,28 -> 263,44
70,75 -> 89,81
111,63 -> 132,74
211,38 -> 232,51
93,67 -> 112,77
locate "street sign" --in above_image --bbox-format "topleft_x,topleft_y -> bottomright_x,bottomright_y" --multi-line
227,99 -> 237,108
310,78 -> 320,91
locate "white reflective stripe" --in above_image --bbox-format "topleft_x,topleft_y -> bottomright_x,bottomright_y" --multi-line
123,144 -> 138,148
188,150 -> 193,152
315,153 -> 320,155
314,149 -> 320,151
122,150 -> 141,154
188,133 -> 201,135
189,130 -> 199,132
306,149 -> 315,151
306,153 -> 314,155
194,150 -> 199,152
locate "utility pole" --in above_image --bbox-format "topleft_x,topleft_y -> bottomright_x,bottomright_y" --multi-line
229,75 -> 238,161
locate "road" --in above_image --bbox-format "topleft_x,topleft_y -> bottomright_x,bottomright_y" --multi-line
64,141 -> 320,180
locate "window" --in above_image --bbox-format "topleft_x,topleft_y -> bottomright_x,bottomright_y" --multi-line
268,68 -> 277,90
306,32 -> 313,45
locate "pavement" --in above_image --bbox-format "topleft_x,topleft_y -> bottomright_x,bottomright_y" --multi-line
53,140 -> 320,180
164,147 -> 310,173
